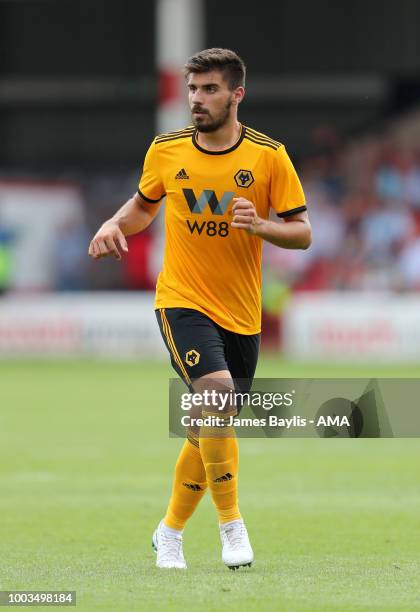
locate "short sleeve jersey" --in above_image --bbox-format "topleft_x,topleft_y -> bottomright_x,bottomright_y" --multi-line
138,124 -> 306,335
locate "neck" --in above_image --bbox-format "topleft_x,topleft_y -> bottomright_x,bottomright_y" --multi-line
196,118 -> 241,151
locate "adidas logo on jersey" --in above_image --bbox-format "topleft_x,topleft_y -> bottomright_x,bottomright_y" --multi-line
175,168 -> 189,179
213,472 -> 233,483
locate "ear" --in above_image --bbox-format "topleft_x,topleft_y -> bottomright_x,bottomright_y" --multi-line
232,86 -> 245,106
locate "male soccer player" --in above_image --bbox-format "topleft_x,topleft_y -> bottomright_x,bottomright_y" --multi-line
88,48 -> 311,570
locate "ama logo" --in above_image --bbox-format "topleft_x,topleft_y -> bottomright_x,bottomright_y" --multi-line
182,189 -> 234,237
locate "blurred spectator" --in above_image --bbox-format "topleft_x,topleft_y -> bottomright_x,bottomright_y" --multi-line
263,117 -> 420,295
0,224 -> 14,294
122,230 -> 155,290
53,220 -> 90,291
398,231 -> 420,290
403,152 -> 420,209
360,200 -> 411,263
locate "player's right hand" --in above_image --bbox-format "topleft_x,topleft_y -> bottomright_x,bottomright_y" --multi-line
88,220 -> 128,261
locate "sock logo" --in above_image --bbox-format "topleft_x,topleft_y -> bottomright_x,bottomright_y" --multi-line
213,472 -> 233,483
182,482 -> 203,491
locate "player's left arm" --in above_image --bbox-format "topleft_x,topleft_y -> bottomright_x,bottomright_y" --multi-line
231,198 -> 312,249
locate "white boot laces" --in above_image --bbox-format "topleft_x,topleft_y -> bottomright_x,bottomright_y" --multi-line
160,531 -> 183,562
224,523 -> 246,550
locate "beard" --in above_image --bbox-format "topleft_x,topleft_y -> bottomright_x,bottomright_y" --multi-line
192,99 -> 232,133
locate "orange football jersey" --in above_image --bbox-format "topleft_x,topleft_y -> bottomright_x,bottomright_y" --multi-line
138,125 -> 306,334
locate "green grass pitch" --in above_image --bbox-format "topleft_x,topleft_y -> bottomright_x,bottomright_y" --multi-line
1,357 -> 419,611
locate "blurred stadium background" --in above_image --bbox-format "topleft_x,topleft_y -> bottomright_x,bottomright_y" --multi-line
1,0 -> 420,363
1,2 -> 420,610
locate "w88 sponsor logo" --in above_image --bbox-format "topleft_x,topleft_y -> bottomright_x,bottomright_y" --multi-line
186,219 -> 229,237
182,188 -> 233,237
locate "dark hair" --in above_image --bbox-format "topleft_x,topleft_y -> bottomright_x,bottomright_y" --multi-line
184,48 -> 246,90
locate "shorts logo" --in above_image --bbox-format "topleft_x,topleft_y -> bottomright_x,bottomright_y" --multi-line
185,349 -> 200,366
234,169 -> 254,188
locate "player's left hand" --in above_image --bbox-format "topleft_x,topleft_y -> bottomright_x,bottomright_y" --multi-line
231,198 -> 262,235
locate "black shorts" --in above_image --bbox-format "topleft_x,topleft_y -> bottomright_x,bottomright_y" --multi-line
155,307 -> 260,395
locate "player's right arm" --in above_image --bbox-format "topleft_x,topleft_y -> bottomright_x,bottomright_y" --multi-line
89,139 -> 164,260
88,191 -> 161,260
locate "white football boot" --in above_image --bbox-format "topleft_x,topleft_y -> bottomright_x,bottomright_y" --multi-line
220,518 -> 254,570
152,520 -> 187,569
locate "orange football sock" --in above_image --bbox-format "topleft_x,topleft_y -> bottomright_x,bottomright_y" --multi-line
163,436 -> 208,531
199,430 -> 241,524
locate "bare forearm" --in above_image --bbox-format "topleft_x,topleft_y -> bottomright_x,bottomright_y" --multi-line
231,198 -> 312,250
111,193 -> 156,236
89,192 -> 159,260
254,218 -> 312,249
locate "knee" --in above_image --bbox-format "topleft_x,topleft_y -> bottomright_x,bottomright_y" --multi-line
194,378 -> 238,419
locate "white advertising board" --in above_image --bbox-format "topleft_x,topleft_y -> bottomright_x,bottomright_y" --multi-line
0,292 -> 165,358
284,292 -> 420,362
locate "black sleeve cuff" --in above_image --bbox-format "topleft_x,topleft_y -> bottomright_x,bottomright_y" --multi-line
137,188 -> 166,203
277,205 -> 307,218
